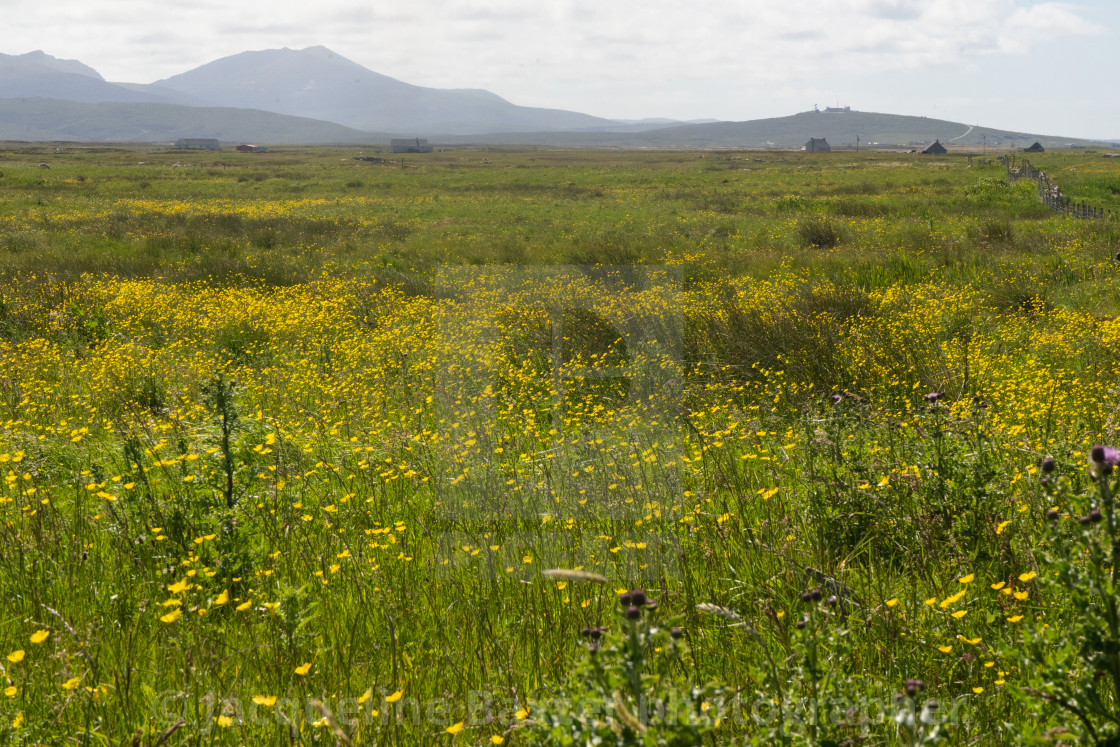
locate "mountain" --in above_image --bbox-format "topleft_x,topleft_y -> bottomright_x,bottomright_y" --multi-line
1,48 -> 1111,147
12,51 -> 102,80
0,51 -> 207,107
0,98 -> 370,143
154,46 -> 617,136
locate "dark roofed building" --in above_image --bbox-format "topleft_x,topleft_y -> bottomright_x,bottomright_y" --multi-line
803,137 -> 831,152
390,138 -> 433,154
922,140 -> 947,155
1024,141 -> 1045,153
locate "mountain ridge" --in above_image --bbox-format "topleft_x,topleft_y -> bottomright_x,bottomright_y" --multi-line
152,46 -> 618,135
0,46 -> 1114,147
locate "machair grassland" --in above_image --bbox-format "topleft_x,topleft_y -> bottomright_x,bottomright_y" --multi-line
2,144 -> 1120,745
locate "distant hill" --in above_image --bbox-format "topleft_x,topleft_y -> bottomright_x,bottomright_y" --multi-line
624,110 -> 1107,149
12,51 -> 102,80
0,98 -> 371,144
437,110 -> 1111,149
0,51 -> 200,106
154,46 -> 618,136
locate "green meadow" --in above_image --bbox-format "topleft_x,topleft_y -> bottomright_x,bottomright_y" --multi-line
2,143 -> 1120,745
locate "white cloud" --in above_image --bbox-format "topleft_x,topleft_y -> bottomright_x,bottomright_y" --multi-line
1006,3 -> 1103,43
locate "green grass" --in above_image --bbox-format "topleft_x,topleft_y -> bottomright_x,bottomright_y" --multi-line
3,144 -> 1120,744
1,145 -> 1114,286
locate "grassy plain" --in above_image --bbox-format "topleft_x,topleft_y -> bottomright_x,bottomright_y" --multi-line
2,143 -> 1120,744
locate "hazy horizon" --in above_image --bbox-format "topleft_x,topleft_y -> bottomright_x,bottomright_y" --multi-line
6,0 -> 1119,140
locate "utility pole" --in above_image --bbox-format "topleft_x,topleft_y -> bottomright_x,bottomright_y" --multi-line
856,134 -> 860,153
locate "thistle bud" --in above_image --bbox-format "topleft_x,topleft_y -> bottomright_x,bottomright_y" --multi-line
904,679 -> 925,697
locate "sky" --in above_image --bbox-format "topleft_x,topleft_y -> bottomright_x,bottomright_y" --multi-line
6,0 -> 1119,138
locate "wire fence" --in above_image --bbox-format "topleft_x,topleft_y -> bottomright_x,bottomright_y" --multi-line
1004,156 -> 1114,220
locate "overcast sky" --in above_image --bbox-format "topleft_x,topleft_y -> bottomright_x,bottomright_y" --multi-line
7,0 -> 1119,138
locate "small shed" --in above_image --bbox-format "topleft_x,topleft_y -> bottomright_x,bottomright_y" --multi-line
922,140 -> 947,155
390,138 -> 433,154
1023,141 -> 1045,153
803,138 -> 831,152
174,138 -> 221,151
236,144 -> 268,153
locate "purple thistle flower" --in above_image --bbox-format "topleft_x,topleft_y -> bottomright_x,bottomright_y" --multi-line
1090,445 -> 1120,466
1090,445 -> 1120,477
